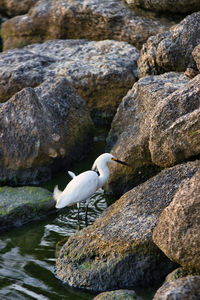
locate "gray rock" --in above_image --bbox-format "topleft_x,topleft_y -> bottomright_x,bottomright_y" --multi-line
153,276 -> 200,300
56,160 -> 199,292
0,0 -> 38,17
123,0 -> 200,14
0,186 -> 55,231
94,289 -> 143,300
153,169 -> 200,272
0,48 -> 54,102
1,0 -> 170,50
138,12 -> 200,78
0,77 -> 93,185
0,39 -> 139,124
149,74 -> 200,168
106,72 -> 188,196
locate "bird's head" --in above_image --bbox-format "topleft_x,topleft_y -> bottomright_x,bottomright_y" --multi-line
92,153 -> 129,171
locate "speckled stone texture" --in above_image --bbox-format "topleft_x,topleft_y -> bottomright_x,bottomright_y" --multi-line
1,0 -> 170,50
153,276 -> 200,300
0,0 -> 38,17
94,289 -> 143,300
149,74 -> 200,168
0,77 -> 93,185
153,170 -> 200,271
123,0 -> 200,14
193,44 -> 200,72
0,39 -> 139,124
138,12 -> 200,77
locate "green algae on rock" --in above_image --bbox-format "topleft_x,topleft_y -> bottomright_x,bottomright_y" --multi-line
0,186 -> 55,232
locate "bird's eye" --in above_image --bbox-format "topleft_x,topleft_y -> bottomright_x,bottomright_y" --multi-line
111,157 -> 117,161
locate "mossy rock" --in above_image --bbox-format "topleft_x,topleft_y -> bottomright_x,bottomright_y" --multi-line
165,268 -> 200,282
0,186 -> 55,232
94,289 -> 143,300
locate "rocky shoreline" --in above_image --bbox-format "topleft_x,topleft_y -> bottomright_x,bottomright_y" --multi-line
0,0 -> 200,299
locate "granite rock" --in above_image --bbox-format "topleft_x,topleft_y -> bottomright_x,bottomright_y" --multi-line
153,169 -> 200,271
138,12 -> 200,77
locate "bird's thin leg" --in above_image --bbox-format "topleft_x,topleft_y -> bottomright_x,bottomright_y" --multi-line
77,202 -> 80,222
85,201 -> 89,227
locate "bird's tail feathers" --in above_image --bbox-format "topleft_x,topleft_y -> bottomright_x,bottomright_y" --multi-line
53,185 -> 62,203
68,171 -> 76,179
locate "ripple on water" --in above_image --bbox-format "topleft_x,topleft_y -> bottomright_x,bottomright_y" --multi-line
0,190 -> 110,300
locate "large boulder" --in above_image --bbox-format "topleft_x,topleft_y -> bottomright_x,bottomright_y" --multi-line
0,39 -> 139,124
0,0 -> 38,17
123,0 -> 200,14
149,74 -> 200,168
0,186 -> 55,232
1,0 -> 170,50
106,72 -> 189,196
0,77 -> 93,185
153,276 -> 200,300
56,160 -> 199,292
138,12 -> 200,78
153,169 -> 200,272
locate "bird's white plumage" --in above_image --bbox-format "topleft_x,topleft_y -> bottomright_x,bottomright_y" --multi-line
53,153 -> 127,211
55,170 -> 99,208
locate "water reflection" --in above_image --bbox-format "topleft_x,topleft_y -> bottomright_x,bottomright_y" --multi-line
0,187 -> 113,299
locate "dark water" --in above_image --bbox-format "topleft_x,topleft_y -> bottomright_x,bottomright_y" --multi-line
0,192 -> 109,300
0,130 -> 155,300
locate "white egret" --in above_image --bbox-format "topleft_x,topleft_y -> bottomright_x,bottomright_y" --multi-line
53,153 -> 129,223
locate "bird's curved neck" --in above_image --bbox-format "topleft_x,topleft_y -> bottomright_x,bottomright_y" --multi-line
98,165 -> 109,188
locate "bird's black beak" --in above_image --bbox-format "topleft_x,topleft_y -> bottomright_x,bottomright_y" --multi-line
112,157 -> 129,166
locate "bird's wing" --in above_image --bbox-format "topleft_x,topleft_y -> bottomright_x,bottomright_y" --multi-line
68,171 -> 76,179
56,171 -> 99,208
